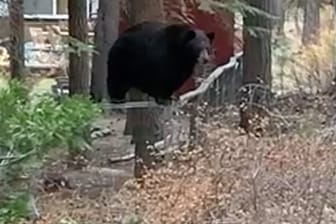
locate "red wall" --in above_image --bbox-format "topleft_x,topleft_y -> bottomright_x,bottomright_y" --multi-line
189,9 -> 234,65
176,8 -> 234,94
117,8 -> 234,95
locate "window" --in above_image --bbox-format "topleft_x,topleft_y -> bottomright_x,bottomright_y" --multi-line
56,0 -> 68,15
23,0 -> 95,19
24,0 -> 53,15
88,0 -> 98,17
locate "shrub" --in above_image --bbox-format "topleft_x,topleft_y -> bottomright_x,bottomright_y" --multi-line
0,80 -> 101,223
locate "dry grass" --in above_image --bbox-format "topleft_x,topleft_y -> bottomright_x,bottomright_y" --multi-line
114,128 -> 336,224
273,7 -> 335,94
24,94 -> 336,224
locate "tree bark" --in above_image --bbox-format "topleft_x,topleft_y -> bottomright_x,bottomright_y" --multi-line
129,0 -> 165,23
333,0 -> 336,81
9,0 -> 24,80
68,0 -> 90,95
124,0 -> 166,135
126,0 -> 166,179
90,0 -> 120,101
130,89 -> 164,179
239,0 -> 272,134
329,0 -> 336,93
275,0 -> 286,36
302,0 -> 320,45
333,0 -> 336,25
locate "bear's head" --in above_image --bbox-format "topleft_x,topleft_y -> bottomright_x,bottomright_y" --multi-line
181,29 -> 215,64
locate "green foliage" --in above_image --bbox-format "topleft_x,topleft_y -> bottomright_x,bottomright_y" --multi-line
0,79 -> 101,175
0,80 -> 101,223
0,193 -> 29,224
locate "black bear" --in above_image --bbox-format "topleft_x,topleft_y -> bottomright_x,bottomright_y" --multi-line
107,21 -> 215,105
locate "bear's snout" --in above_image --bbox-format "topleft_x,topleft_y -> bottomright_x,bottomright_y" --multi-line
198,49 -> 212,64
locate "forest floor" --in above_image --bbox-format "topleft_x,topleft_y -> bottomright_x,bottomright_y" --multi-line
24,113 -> 136,223
12,9 -> 336,222
19,92 -> 336,224
22,107 -> 190,224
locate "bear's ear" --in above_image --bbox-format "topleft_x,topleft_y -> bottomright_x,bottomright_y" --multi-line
182,30 -> 196,43
206,32 -> 215,43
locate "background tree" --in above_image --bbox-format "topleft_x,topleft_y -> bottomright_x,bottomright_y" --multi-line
68,0 -> 90,95
302,0 -> 320,45
123,0 -> 166,136
239,0 -> 273,133
274,0 -> 286,35
333,0 -> 336,82
90,0 -> 120,101
333,0 -> 336,24
9,0 -> 24,79
329,0 -> 336,93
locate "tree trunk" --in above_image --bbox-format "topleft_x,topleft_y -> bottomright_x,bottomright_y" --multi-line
333,0 -> 336,81
333,0 -> 336,25
126,0 -> 166,179
239,0 -> 272,134
130,89 -> 164,179
275,0 -> 286,36
68,0 -> 90,95
9,0 -> 24,80
302,0 -> 320,45
124,89 -> 135,137
124,0 -> 166,135
329,0 -> 336,93
90,0 -> 120,102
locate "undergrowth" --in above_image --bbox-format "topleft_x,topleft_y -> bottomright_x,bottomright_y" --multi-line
272,10 -> 336,94
0,80 -> 100,224
24,93 -> 336,224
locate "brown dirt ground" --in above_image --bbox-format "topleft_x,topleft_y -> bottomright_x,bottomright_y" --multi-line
24,113 -> 135,224
22,109 -> 190,224
21,93 -> 336,224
